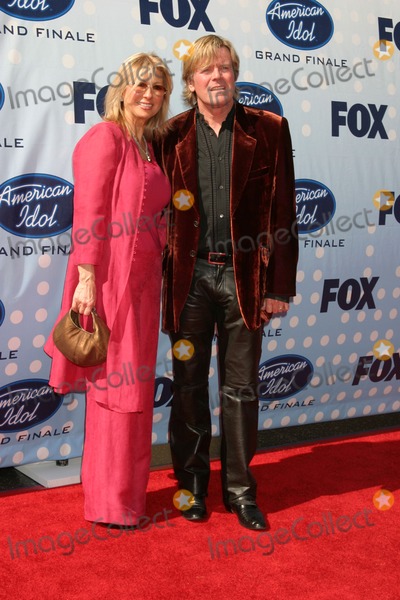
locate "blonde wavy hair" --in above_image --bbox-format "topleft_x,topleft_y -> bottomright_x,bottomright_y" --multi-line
103,52 -> 173,138
182,35 -> 240,106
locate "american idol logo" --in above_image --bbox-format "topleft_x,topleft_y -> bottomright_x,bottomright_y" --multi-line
0,300 -> 5,327
0,83 -> 5,111
266,0 -> 334,51
154,376 -> 173,408
237,82 -> 283,116
0,0 -> 75,21
0,173 -> 73,238
258,354 -> 313,401
0,379 -> 63,433
295,179 -> 335,234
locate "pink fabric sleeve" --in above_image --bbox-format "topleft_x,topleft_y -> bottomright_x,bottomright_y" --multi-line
70,123 -> 122,265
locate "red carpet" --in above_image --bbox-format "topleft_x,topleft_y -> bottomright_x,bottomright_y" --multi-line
1,429 -> 399,600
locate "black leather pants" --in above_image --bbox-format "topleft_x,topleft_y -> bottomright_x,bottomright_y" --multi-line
169,259 -> 262,503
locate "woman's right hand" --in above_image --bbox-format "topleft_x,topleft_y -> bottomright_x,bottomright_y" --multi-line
71,264 -> 96,315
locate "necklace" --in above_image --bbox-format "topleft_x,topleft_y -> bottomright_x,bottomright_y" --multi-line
133,133 -> 151,162
126,125 -> 151,162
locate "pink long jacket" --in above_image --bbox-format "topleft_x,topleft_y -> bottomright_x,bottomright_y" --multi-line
44,121 -> 165,413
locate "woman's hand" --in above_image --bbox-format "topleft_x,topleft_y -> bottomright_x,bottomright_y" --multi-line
71,264 -> 96,315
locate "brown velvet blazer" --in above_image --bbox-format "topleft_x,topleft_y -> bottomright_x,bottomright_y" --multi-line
155,102 -> 298,332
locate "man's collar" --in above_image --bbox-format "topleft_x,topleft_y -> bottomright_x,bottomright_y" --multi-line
196,101 -> 236,129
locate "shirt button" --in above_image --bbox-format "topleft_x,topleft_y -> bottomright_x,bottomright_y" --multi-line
194,220 -> 199,227
219,185 -> 224,190
218,157 -> 223,161
190,250 -> 196,258
219,214 -> 224,219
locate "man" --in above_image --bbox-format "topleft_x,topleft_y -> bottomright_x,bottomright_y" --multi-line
155,35 -> 298,530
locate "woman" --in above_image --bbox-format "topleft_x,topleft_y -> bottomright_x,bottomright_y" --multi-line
45,53 -> 172,526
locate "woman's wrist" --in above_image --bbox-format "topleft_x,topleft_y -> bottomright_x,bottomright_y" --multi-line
77,264 -> 95,282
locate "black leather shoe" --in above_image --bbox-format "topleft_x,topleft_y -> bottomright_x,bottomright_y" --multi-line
226,501 -> 268,531
181,495 -> 207,522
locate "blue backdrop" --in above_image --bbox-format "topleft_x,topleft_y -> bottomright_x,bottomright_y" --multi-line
0,0 -> 399,468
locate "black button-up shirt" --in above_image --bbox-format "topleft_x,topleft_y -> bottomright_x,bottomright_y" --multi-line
196,104 -> 235,254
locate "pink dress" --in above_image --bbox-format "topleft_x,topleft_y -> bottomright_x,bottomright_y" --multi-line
81,157 -> 169,525
45,122 -> 170,525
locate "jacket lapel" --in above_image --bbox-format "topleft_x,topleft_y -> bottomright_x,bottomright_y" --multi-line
175,109 -> 199,212
175,105 -> 257,216
231,103 -> 257,214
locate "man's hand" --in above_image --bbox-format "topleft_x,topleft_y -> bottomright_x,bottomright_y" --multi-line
261,298 -> 289,322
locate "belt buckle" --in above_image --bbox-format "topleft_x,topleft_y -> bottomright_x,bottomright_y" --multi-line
208,252 -> 226,265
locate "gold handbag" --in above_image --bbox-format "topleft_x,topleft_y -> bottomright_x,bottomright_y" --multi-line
53,309 -> 110,367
